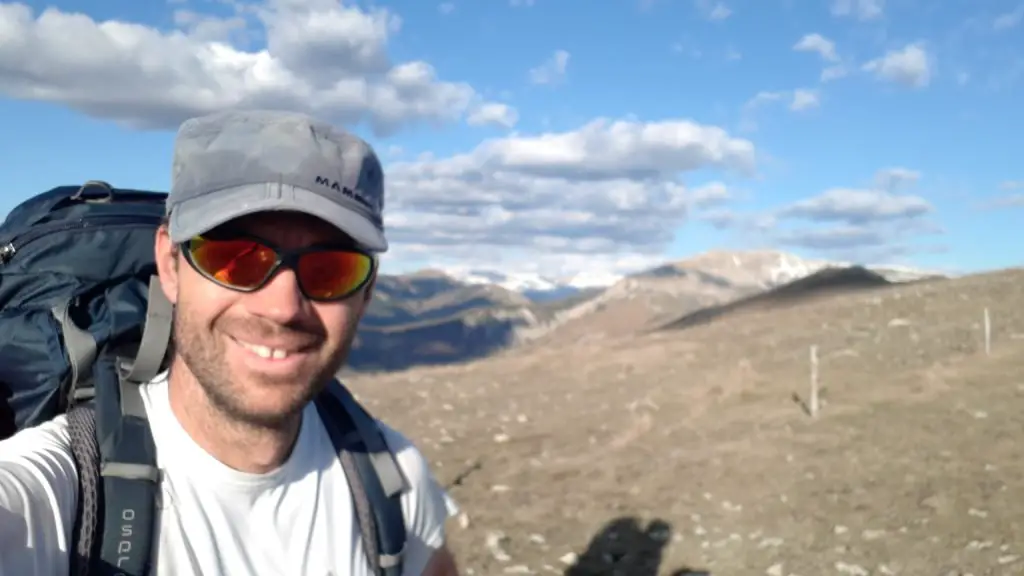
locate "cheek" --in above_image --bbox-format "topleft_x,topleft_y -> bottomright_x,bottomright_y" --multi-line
314,301 -> 364,344
177,264 -> 238,324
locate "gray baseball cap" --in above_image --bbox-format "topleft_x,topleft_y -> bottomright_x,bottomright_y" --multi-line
167,109 -> 387,252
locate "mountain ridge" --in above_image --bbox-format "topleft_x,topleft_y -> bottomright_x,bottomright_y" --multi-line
350,250 -> 946,371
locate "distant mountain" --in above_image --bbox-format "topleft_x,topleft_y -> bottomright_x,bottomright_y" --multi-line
350,269 -> 598,371
350,270 -> 536,371
658,265 -> 903,332
348,250 -> 945,372
442,268 -> 617,302
510,250 -> 947,350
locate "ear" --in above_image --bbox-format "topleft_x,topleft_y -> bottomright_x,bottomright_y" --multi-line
154,224 -> 180,306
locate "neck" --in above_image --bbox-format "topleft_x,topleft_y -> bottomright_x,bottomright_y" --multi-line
166,360 -> 302,474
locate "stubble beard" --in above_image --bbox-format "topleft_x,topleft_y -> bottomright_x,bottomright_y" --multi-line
171,304 -> 358,431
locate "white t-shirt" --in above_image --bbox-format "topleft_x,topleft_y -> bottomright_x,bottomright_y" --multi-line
0,373 -> 457,576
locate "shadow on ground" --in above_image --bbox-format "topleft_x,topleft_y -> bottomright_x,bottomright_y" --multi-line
563,516 -> 710,576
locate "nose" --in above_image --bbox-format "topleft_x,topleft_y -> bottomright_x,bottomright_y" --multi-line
243,266 -> 307,323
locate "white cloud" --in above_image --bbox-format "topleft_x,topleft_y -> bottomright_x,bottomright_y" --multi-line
976,182 -> 1024,209
863,43 -> 932,88
438,3 -> 455,15
830,0 -> 884,20
466,103 -> 519,129
688,182 -> 733,208
821,64 -> 849,82
697,208 -> 739,230
874,167 -> 921,191
379,118 -> 756,277
793,34 -> 851,84
745,91 -> 785,107
776,226 -> 888,250
529,50 -> 571,85
695,0 -> 732,21
983,194 -> 1024,208
743,89 -> 819,124
172,9 -> 248,42
0,1 -> 509,135
790,89 -> 820,110
993,6 -> 1024,30
779,188 -> 933,224
793,33 -> 838,62
685,169 -> 943,261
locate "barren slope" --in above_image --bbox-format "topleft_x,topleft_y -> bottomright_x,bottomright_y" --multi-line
514,249 -> 933,351
347,267 -> 1024,576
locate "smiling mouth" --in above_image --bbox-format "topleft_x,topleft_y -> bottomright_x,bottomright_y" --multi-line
231,336 -> 312,360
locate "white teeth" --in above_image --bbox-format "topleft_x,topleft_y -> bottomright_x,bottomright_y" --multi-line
238,340 -> 290,359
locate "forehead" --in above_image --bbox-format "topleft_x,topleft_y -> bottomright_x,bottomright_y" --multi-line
214,211 -> 355,247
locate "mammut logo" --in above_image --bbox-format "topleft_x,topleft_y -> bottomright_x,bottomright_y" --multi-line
315,176 -> 373,210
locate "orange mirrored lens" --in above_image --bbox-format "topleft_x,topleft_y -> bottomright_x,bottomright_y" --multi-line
297,251 -> 373,299
189,237 -> 277,289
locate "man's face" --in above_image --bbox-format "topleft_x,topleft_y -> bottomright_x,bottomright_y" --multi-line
154,212 -> 374,429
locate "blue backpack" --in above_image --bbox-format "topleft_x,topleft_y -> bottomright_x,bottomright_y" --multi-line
0,181 -> 407,576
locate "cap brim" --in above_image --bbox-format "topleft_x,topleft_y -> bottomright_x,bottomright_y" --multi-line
167,183 -> 388,252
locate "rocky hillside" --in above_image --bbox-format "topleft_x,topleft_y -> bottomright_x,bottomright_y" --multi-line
513,250 -> 845,348
658,265 -> 915,332
349,270 -> 573,371
349,250 -> 944,371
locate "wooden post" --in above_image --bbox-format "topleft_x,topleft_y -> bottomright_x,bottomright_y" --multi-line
984,307 -> 991,357
809,345 -> 819,418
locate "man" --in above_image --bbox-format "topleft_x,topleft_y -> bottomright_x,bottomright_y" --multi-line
0,110 -> 460,575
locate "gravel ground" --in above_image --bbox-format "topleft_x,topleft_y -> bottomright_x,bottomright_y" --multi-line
348,268 -> 1024,576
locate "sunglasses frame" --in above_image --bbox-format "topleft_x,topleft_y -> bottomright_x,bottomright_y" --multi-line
181,233 -> 377,302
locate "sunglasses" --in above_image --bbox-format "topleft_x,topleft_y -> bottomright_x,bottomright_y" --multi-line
182,234 -> 375,301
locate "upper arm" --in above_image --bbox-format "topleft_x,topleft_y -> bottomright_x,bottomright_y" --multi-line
0,416 -> 77,576
377,422 -> 460,576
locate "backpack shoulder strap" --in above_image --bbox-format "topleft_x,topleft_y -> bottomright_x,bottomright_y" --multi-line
316,382 -> 408,576
51,299 -> 98,405
119,278 -> 174,385
68,276 -> 173,576
66,403 -> 101,576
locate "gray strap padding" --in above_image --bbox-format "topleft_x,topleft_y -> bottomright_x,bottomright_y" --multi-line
332,386 -> 407,497
380,551 -> 404,569
119,372 -> 148,419
73,388 -> 96,402
100,462 -> 160,482
338,448 -> 382,575
369,451 -> 405,499
100,371 -> 161,482
51,299 -> 98,400
121,276 -> 173,384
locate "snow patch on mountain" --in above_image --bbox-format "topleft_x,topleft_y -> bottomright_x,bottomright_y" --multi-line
437,268 -> 595,301
447,269 -> 561,292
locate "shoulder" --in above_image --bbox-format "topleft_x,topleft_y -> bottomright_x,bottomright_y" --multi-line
0,415 -> 78,575
376,420 -> 459,515
374,420 -> 460,574
0,414 -> 76,479
377,422 -> 440,492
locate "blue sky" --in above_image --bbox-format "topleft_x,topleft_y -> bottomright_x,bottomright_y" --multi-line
1,0 -> 1022,283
